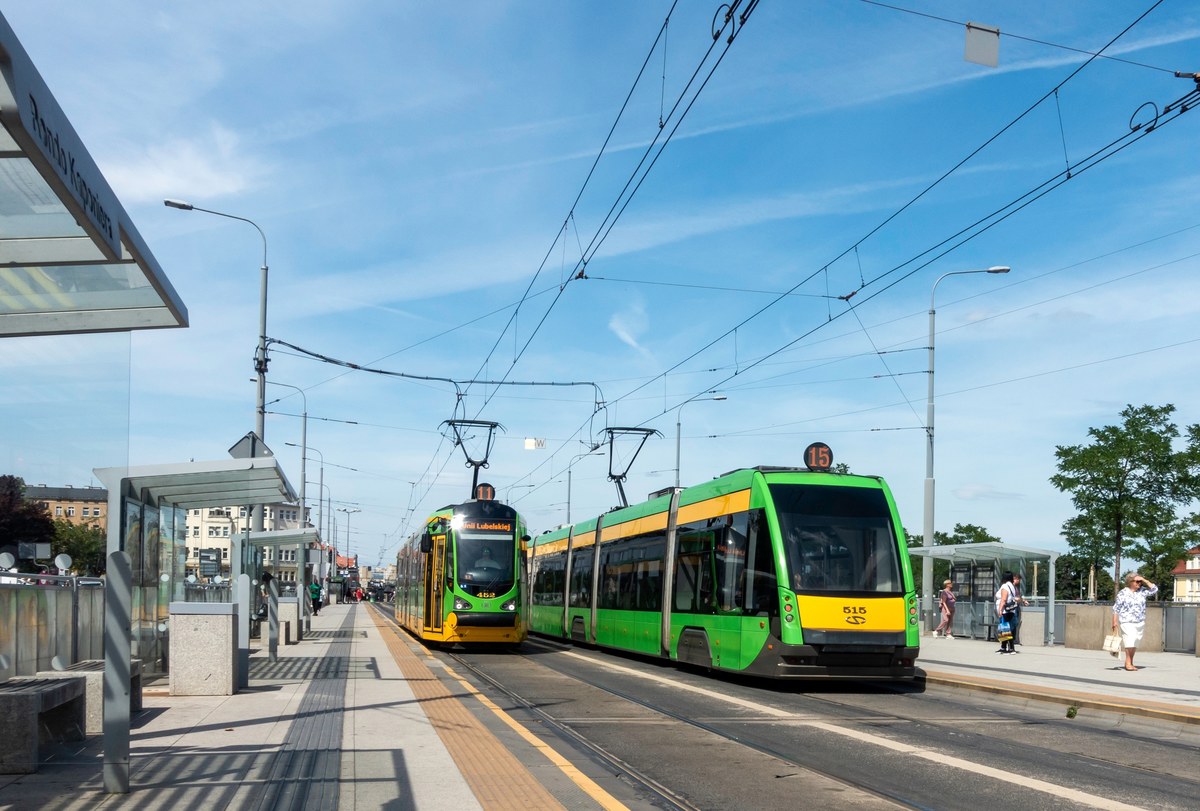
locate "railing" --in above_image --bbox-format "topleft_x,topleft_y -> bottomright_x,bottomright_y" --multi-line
0,571 -> 104,681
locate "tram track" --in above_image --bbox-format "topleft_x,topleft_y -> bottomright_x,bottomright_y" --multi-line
368,603 -> 702,810
455,636 -> 1197,811
370,605 -> 1196,810
446,635 -> 929,810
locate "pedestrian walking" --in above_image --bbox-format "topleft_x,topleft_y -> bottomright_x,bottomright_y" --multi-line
1112,573 -> 1158,671
995,572 -> 1018,654
933,579 -> 956,638
308,579 -> 322,616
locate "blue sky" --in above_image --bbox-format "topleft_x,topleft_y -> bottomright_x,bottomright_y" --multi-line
3,1 -> 1199,569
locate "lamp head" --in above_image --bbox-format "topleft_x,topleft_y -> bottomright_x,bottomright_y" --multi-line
163,199 -> 194,210
986,266 -> 1011,274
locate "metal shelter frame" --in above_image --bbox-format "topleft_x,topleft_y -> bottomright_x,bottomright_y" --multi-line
93,458 -> 298,794
910,541 -> 1059,644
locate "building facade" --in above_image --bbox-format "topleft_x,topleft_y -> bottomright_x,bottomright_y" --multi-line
1170,546 -> 1200,603
183,503 -> 309,589
25,484 -> 108,531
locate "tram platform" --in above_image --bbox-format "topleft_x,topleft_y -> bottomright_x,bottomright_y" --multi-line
917,633 -> 1200,727
0,602 -> 607,811
1,606 -> 1196,811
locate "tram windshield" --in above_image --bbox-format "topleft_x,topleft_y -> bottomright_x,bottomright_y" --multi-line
770,483 -> 903,594
454,512 -> 516,596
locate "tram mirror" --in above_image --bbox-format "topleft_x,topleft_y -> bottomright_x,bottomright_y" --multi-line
420,532 -> 433,554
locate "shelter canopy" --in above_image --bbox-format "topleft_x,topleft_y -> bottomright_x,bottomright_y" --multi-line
909,541 -> 1059,567
94,458 -> 297,511
0,13 -> 187,336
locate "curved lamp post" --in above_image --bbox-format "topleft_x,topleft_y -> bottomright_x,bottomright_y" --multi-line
165,199 -> 270,533
923,266 -> 1010,630
676,395 -> 726,488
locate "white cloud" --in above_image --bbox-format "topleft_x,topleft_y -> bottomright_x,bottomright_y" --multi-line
608,299 -> 653,359
104,124 -> 269,204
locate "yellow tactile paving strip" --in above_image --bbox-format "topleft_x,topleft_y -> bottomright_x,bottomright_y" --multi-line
369,610 -> 569,811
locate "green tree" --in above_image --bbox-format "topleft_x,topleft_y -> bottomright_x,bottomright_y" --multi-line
1050,404 -> 1200,589
1052,552 -> 1116,602
944,523 -> 1000,545
53,519 -> 107,575
0,474 -> 55,560
1134,514 -> 1198,588
906,523 -> 999,595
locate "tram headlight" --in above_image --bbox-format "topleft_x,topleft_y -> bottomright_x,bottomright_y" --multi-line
453,597 -> 474,611
501,599 -> 517,611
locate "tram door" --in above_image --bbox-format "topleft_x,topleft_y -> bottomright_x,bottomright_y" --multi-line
424,531 -> 446,634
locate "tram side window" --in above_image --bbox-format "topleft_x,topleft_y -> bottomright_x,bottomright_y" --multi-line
712,513 -> 748,613
533,555 -> 565,606
569,553 -> 593,608
739,513 -> 777,614
600,547 -> 628,610
721,510 -> 777,615
635,558 -> 662,611
601,533 -> 665,612
673,531 -> 715,614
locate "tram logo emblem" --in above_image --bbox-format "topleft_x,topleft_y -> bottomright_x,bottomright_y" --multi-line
845,615 -> 867,625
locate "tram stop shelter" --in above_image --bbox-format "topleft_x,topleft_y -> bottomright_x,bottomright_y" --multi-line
910,542 -> 1060,644
93,458 -> 299,794
0,13 -> 187,336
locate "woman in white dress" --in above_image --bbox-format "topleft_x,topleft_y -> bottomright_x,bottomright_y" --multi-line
1111,572 -> 1158,671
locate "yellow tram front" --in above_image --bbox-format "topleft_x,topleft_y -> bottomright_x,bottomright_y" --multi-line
413,494 -> 528,646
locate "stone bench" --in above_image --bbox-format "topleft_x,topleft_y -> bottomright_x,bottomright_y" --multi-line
35,659 -> 143,736
0,677 -> 87,773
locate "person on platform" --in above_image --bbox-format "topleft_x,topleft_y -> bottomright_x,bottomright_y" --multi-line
308,579 -> 322,616
933,579 -> 956,638
1112,573 -> 1158,671
995,572 -> 1018,654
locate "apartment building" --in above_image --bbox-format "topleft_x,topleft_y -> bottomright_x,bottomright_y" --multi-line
183,503 -> 309,588
25,484 -> 108,531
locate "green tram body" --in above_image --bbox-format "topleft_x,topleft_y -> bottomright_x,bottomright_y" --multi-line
395,496 -> 529,646
528,467 -> 920,679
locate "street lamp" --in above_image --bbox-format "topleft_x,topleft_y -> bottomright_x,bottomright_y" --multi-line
337,507 -> 360,577
923,265 -> 1010,629
166,198 -> 270,533
676,395 -> 727,488
504,483 -> 537,502
269,383 -> 307,528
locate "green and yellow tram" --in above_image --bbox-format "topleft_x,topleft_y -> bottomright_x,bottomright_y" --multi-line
396,483 -> 529,646
528,459 -> 919,679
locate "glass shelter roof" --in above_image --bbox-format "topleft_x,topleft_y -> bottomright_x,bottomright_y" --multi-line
0,12 -> 187,337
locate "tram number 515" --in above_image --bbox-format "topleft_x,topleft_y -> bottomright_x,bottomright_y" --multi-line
843,605 -> 868,625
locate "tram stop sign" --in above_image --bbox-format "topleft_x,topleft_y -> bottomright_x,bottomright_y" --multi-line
199,548 -> 221,577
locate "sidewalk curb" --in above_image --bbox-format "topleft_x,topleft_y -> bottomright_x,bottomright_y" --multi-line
918,668 -> 1200,727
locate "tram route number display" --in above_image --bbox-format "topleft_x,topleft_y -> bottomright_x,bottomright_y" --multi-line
804,442 -> 833,471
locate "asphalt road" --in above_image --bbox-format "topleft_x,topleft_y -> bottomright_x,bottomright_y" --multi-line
442,638 -> 1200,811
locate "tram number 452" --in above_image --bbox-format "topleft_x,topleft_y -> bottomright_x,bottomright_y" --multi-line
843,606 -> 868,625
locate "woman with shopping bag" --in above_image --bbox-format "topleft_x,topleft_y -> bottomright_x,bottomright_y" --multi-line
1112,573 -> 1158,671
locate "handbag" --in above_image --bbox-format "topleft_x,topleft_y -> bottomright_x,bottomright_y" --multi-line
1102,633 -> 1122,656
